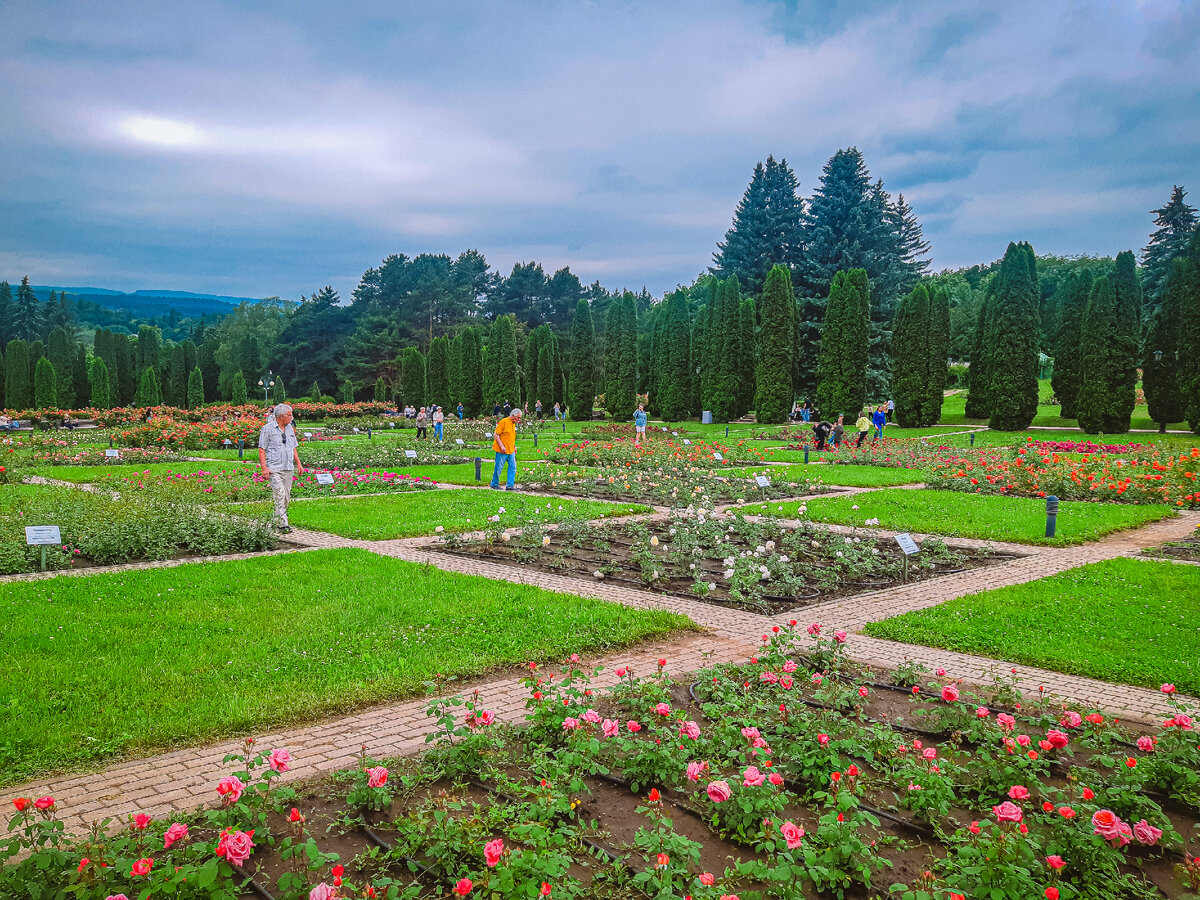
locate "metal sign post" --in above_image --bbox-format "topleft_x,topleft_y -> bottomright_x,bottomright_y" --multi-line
894,532 -> 920,583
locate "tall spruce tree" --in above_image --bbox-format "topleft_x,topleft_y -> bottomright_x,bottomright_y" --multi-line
705,277 -> 743,421
1050,273 -> 1091,419
401,347 -> 427,408
537,340 -> 556,413
604,292 -> 638,420
133,367 -> 162,407
891,284 -> 932,426
72,343 -> 89,406
815,269 -> 870,420
1172,231 -> 1200,432
427,336 -> 451,406
568,299 -> 595,420
114,334 -> 136,405
34,357 -> 57,409
987,243 -> 1041,430
231,371 -> 249,405
487,315 -> 519,407
1141,185 -> 1198,309
187,366 -> 205,409
459,327 -> 485,416
0,281 -> 12,347
47,327 -> 76,409
448,332 -> 465,409
737,298 -> 757,415
10,277 -> 44,342
754,265 -> 796,424
1107,250 -> 1143,430
89,357 -> 112,409
1141,257 -> 1186,431
1077,276 -> 1122,433
926,285 -> 951,425
657,292 -> 693,421
4,340 -> 31,410
711,156 -> 805,296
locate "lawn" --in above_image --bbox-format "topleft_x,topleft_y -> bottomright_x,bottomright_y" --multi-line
0,548 -> 693,785
771,464 -> 926,487
744,488 -> 1174,546
863,557 -> 1200,693
22,459 -> 257,483
228,488 -> 650,539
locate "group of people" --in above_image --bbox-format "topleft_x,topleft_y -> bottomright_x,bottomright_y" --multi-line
811,403 -> 893,451
411,406 -> 447,442
490,399 -> 564,421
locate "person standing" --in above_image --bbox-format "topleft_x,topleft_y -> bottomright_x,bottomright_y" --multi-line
813,419 -> 832,451
535,399 -> 543,419
872,405 -> 887,439
553,401 -> 563,421
801,400 -> 812,423
854,411 -> 870,448
456,402 -> 464,420
490,407 -> 522,490
415,406 -> 428,439
633,404 -> 648,445
831,415 -> 845,448
503,399 -> 513,418
432,406 -> 445,443
886,398 -> 895,423
258,403 -> 304,533
492,401 -> 502,418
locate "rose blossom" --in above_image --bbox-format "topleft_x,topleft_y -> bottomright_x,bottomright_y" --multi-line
779,820 -> 804,849
130,858 -> 153,877
834,630 -> 847,644
1136,735 -> 1155,752
996,713 -> 1016,731
484,837 -> 505,867
654,702 -> 671,716
163,823 -> 189,849
686,761 -> 708,782
782,660 -> 797,673
1045,729 -> 1069,749
601,719 -> 619,738
768,772 -> 784,786
1133,819 -> 1163,845
268,748 -> 292,772
366,766 -> 388,788
741,727 -> 761,740
1091,809 -> 1124,841
807,623 -> 821,636
742,766 -> 766,787
216,829 -> 254,866
976,706 -> 989,718
561,717 -> 580,731
476,710 -> 496,726
817,733 -> 829,746
627,720 -> 642,732
582,709 -> 600,724
707,780 -> 732,803
309,885 -> 337,900
453,879 -> 473,897
216,776 -> 245,805
1059,711 -> 1082,728
680,720 -> 701,740
34,796 -> 55,811
941,685 -> 959,703
133,813 -> 151,830
992,801 -> 1023,823
1046,855 -> 1065,870
1008,785 -> 1030,800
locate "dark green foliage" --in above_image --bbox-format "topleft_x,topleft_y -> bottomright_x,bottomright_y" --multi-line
987,243 -> 1041,431
537,341 -> 556,412
137,325 -> 163,377
891,284 -> 931,426
197,338 -> 219,407
73,343 -> 89,408
231,371 -> 249,405
89,357 -> 112,410
426,336 -> 450,407
1141,185 -> 1197,308
114,333 -> 135,405
4,340 -> 31,410
487,315 -> 520,407
0,281 -> 11,348
1173,232 -> 1200,432
1075,252 -> 1141,434
47,327 -> 75,409
815,269 -> 870,421
604,292 -> 638,420
341,379 -> 354,404
1141,258 -> 1185,430
656,292 -> 693,421
448,333 -> 464,409
10,277 -> 44,343
1050,273 -> 1091,419
701,277 -> 743,422
34,357 -> 57,410
458,327 -> 485,416
711,156 -> 805,296
523,325 -> 550,405
374,376 -> 387,402
1108,250 -> 1143,430
270,377 -> 286,404
401,347 -> 426,408
133,366 -> 162,408
737,298 -> 757,415
187,367 -> 205,410
308,381 -> 321,402
926,286 -> 951,425
754,265 -> 796,424
568,299 -> 595,420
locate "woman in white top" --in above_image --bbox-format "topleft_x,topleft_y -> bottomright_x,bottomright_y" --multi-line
433,406 -> 445,442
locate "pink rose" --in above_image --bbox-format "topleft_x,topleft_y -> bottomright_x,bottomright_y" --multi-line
130,858 -> 153,877
741,727 -> 761,740
627,720 -> 642,732
217,829 -> 254,866
163,823 -> 189,849
562,717 -> 580,731
601,719 -> 619,738
679,720 -> 701,740
477,710 -> 496,726
366,766 -> 388,789
1017,734 -> 1031,747
1132,819 -> 1162,846
1059,711 -> 1082,728
742,766 -> 766,787
686,761 -> 708,782
1161,683 -> 1176,694
582,709 -> 601,724
1046,855 -> 1065,870
834,630 -> 847,644
268,748 -> 292,772
992,801 -> 1023,823
922,747 -> 937,760
106,895 -> 131,900
1045,729 -> 1069,749
768,772 -> 784,786
216,776 -> 245,805
779,820 -> 804,849
1175,714 -> 1193,729
484,837 -> 505,867
807,623 -> 820,636
1091,809 -> 1124,841
782,660 -> 797,673
817,733 -> 829,746
941,684 -> 959,703
655,702 -> 671,716
1008,785 -> 1029,800
309,884 -> 337,900
997,713 -> 1016,731
1136,735 -> 1155,752
706,780 -> 732,803
976,706 -> 989,718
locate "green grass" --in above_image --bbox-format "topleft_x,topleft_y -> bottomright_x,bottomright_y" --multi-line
731,463 -> 926,487
390,460 -> 590,486
863,557 -> 1200,692
21,460 -> 257,483
743,488 -> 1174,546
229,489 -> 650,539
0,548 -> 692,785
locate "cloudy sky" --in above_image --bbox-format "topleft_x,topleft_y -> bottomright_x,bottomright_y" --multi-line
1,0 -> 1196,300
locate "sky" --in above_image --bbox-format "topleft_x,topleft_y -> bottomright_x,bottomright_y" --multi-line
0,0 -> 1196,301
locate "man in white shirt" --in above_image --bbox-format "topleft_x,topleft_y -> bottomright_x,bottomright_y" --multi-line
258,404 -> 304,533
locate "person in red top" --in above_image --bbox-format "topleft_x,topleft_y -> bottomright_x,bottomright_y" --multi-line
490,407 -> 522,490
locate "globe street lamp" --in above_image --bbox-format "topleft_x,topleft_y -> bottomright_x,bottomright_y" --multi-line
257,372 -> 275,406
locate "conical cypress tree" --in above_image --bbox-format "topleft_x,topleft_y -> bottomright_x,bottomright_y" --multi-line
187,366 -> 205,409
402,348 -> 427,408
47,327 -> 75,409
1051,273 -> 1091,419
488,316 -> 519,407
5,340 -> 31,411
72,343 -> 89,407
448,333 -> 465,410
374,376 -> 387,402
1077,276 -> 1121,434
133,367 -> 162,407
964,281 -> 996,420
568,299 -> 595,420
114,334 -> 136,405
646,311 -> 665,417
231,371 -> 249,405
925,285 -> 951,425
271,377 -> 286,405
459,327 -> 485,416
1108,250 -> 1142,431
987,242 -> 1040,431
427,336 -> 450,406
891,284 -> 931,427
537,341 -> 555,414
657,293 -> 693,421
341,379 -> 354,404
1172,232 -> 1200,432
737,298 -> 757,415
552,345 -> 565,409
34,357 -> 58,409
604,292 -> 638,420
755,265 -> 796,424
815,269 -> 870,421
1141,258 -> 1186,431
89,357 -> 112,409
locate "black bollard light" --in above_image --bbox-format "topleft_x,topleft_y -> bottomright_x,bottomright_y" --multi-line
368,428 -> 372,440
534,431 -> 538,447
562,421 -> 566,433
109,436 -> 114,448
726,426 -> 729,438
804,446 -> 810,464
237,439 -> 244,459
474,457 -> 482,481
1045,495 -> 1059,538
970,432 -> 975,446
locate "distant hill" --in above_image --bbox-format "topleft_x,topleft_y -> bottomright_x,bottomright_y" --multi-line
29,286 -> 264,318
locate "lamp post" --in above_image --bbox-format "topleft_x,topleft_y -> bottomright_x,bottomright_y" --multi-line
257,372 -> 275,407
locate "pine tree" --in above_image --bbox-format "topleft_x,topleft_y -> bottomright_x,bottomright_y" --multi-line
926,285 -> 951,425
488,315 -> 519,407
47,327 -> 76,409
1107,250 -> 1143,431
231,371 -> 249,405
754,265 -> 796,423
568,299 -> 595,420
401,348 -> 427,408
374,376 -> 387,402
89,357 -> 112,409
341,379 -> 354,404
4,340 -> 31,410
459,327 -> 485,416
0,281 -> 12,347
427,336 -> 451,406
604,292 -> 638,420
1141,185 -> 1198,308
270,377 -> 286,405
986,243 -> 1040,430
187,367 -> 205,409
815,269 -> 870,421
1171,232 -> 1200,432
34,357 -> 57,409
711,156 -> 805,296
10,277 -> 44,342
1050,273 -> 1091,419
891,285 -> 931,427
657,293 -> 693,421
133,367 -> 162,407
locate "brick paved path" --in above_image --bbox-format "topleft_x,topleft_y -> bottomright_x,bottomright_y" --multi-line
4,476 -> 1199,835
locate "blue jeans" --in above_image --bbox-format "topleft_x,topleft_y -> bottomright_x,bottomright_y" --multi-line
491,452 -> 516,488
875,424 -> 884,439
434,423 -> 443,441
801,410 -> 810,422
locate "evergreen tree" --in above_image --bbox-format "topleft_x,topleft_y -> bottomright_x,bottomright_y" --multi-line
1142,257 -> 1186,431
341,379 -> 354,404
1177,232 -> 1200,433
537,340 -> 556,413
166,345 -> 187,407
197,338 -> 220,406
133,367 -> 162,407
89,357 -> 112,409
4,340 -> 31,410
459,327 -> 485,416
137,325 -> 163,378
986,243 -> 1040,430
270,377 -> 286,405
737,298 -> 757,415
374,376 -> 387,402
567,299 -> 595,420
604,292 -> 638,420
10,277 -> 44,342
401,348 -> 427,408
711,156 -> 805,295
1107,250 -> 1143,430
28,341 -> 43,383
427,336 -> 451,406
114,334 -> 136,405
488,315 -> 520,406
1077,277 -> 1121,433
891,285 -> 931,426
231,371 -> 249,405
1050,273 -> 1091,419
0,281 -> 12,347
34,357 -> 57,409
703,277 -> 743,421
448,333 -> 464,409
754,265 -> 796,424
187,366 -> 205,409
308,381 -> 322,402
47,327 -> 76,409
815,269 -> 870,421
1141,185 -> 1198,308
553,345 -> 565,410
926,285 -> 951,425
72,343 -> 89,407
657,292 -> 693,421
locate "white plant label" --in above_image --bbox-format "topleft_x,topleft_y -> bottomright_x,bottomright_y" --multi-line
755,475 -> 771,488
894,533 -> 920,556
405,449 -> 418,459
455,438 -> 465,446
315,473 -> 335,485
25,525 -> 61,545
713,452 -> 724,461
105,449 -> 119,458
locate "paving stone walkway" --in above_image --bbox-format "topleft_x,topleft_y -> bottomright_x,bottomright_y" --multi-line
4,476 -> 1199,837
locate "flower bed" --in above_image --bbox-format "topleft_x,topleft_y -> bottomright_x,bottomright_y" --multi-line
94,467 -> 438,502
7,630 -> 1197,899
434,510 -> 1006,614
531,438 -> 766,468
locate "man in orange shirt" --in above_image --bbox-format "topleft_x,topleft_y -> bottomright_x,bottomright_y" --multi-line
490,407 -> 522,490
